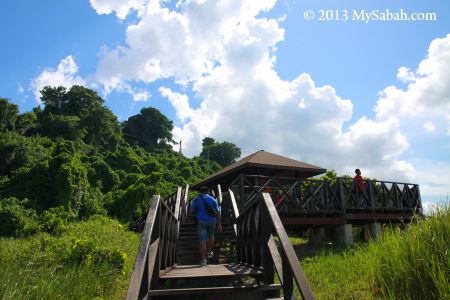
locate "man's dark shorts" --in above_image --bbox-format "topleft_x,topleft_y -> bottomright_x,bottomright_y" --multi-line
197,221 -> 216,241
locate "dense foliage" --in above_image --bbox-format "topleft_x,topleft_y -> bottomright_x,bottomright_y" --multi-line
199,136 -> 241,167
0,86 -> 225,234
0,85 -> 234,298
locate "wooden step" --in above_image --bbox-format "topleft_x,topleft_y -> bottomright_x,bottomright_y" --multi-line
178,239 -> 236,245
179,232 -> 236,237
148,284 -> 282,297
160,264 -> 263,279
180,224 -> 234,232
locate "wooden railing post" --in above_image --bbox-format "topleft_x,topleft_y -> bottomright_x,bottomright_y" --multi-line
282,250 -> 294,300
337,178 -> 346,214
229,189 -> 239,235
126,195 -> 161,300
260,199 -> 274,287
240,174 -> 246,205
261,193 -> 316,300
368,180 -> 376,211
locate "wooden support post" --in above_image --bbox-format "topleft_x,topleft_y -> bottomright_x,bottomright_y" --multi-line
261,200 -> 276,297
368,180 -> 376,212
282,250 -> 294,300
240,174 -> 246,205
337,178 -> 346,214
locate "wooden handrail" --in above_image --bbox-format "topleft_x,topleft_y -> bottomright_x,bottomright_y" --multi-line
228,189 -> 239,235
234,190 -> 316,300
233,175 -> 421,214
126,195 -> 161,300
126,185 -> 189,300
262,193 -> 316,300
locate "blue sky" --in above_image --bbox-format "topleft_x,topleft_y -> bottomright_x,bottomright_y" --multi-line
1,0 -> 449,205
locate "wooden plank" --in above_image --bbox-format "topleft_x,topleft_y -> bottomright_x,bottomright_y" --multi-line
217,184 -> 223,206
173,187 -> 182,221
281,217 -> 346,225
229,189 -> 240,235
146,238 -> 160,290
262,193 -> 316,300
126,195 -> 160,300
267,235 -> 283,283
345,213 -> 414,220
148,284 -> 282,296
159,263 -> 263,279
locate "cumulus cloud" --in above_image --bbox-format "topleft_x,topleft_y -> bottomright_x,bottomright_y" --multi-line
375,34 -> 450,134
159,87 -> 193,122
95,0 -> 280,90
30,55 -> 150,103
89,0 -> 146,19
90,1 -> 450,186
30,55 -> 86,103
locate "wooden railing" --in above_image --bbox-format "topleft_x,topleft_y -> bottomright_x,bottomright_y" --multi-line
224,187 -> 315,300
126,185 -> 189,300
230,175 -> 422,215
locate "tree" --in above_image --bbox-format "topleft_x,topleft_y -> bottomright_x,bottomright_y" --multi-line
202,137 -> 215,148
39,86 -> 66,115
0,98 -> 19,132
37,85 -> 122,149
200,137 -> 241,167
122,107 -> 174,152
15,111 -> 37,135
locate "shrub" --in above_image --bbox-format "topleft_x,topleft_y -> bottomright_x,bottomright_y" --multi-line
0,197 -> 39,237
40,206 -> 76,234
65,238 -> 127,273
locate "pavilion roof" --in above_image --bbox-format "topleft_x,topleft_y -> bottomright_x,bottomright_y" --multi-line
192,150 -> 326,190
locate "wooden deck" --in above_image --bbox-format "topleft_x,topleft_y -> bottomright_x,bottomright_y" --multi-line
160,264 -> 264,280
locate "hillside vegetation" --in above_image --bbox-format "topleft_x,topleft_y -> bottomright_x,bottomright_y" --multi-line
0,85 -> 240,299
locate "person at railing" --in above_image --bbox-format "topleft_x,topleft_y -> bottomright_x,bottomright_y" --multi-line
353,168 -> 365,206
190,186 -> 222,266
354,169 -> 365,192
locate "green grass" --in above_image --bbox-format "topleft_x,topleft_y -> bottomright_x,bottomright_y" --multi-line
0,216 -> 140,300
294,207 -> 450,300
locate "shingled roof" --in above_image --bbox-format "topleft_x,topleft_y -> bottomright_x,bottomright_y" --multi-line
192,150 -> 326,189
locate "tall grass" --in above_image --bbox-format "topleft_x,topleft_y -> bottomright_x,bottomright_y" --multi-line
375,208 -> 449,299
298,207 -> 449,299
0,216 -> 140,300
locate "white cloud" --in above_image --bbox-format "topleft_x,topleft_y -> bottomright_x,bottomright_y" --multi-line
90,1 -> 450,189
159,87 -> 193,122
131,89 -> 150,102
89,0 -> 146,19
17,83 -> 25,95
95,0 -> 281,90
422,201 -> 439,216
375,34 -> 450,133
30,55 -> 86,104
423,121 -> 435,132
412,159 -> 450,197
396,66 -> 416,83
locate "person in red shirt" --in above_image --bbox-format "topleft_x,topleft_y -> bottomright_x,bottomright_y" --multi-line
354,168 -> 364,193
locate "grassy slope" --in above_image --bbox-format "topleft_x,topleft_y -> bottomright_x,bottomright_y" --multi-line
0,216 -> 140,300
1,209 -> 448,299
293,208 -> 449,300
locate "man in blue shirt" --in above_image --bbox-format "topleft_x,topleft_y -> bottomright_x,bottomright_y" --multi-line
190,186 -> 222,266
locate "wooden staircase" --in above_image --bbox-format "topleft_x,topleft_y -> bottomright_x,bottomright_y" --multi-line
126,185 -> 315,300
151,212 -> 281,299
177,213 -> 237,265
